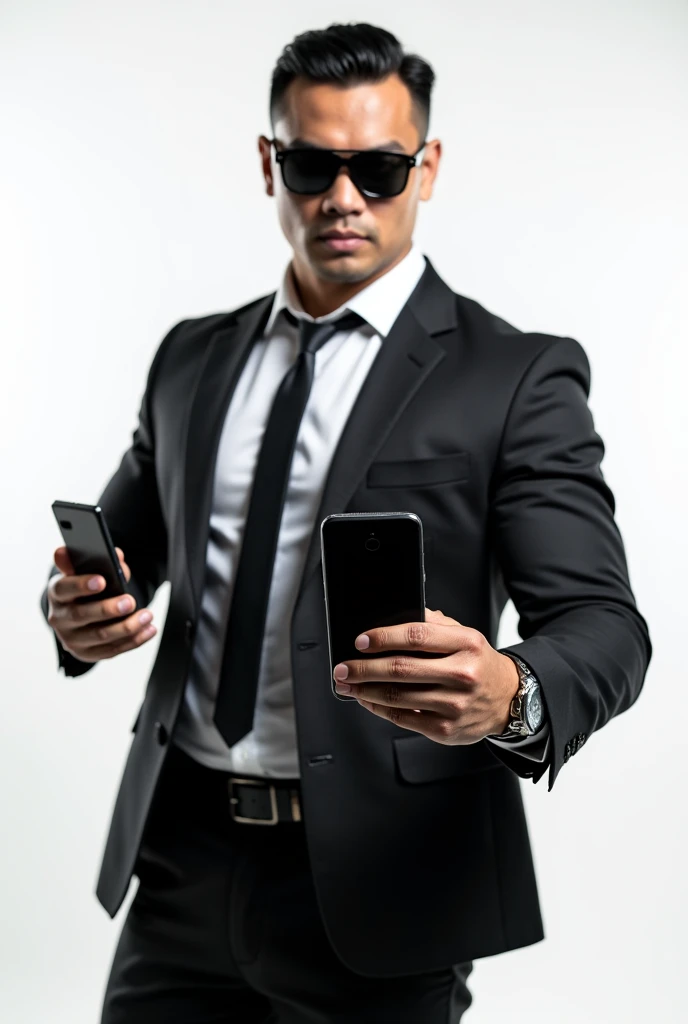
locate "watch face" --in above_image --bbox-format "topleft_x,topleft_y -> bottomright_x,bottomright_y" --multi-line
525,685 -> 544,732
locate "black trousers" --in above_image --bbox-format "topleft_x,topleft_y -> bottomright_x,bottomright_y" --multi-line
100,742 -> 473,1023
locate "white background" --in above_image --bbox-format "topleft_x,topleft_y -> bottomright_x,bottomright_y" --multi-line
1,1 -> 686,1021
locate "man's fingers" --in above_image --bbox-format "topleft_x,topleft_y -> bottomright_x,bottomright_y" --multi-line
50,545 -> 133,601
90,626 -> 158,660
75,607 -> 156,652
69,592 -> 138,624
51,545 -> 103,603
343,682 -> 445,713
356,698 -> 443,738
47,544 -> 148,663
50,569 -> 106,604
65,619 -> 158,662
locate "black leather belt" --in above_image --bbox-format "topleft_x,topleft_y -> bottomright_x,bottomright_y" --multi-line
228,776 -> 302,825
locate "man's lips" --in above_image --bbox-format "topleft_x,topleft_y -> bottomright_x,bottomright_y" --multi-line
317,234 -> 369,252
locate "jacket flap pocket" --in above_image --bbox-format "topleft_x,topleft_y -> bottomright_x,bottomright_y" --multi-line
367,452 -> 469,488
393,733 -> 503,783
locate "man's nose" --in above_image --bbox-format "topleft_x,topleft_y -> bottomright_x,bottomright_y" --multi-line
321,166 -> 365,214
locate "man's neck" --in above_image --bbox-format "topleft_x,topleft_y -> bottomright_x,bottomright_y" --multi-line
290,245 -> 412,318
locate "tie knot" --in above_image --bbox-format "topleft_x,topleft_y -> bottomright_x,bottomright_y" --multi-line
283,308 -> 366,355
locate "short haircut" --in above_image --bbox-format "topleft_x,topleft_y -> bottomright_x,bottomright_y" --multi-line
269,22 -> 435,143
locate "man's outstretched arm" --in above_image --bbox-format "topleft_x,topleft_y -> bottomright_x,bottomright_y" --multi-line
489,336 -> 651,790
39,320 -> 186,676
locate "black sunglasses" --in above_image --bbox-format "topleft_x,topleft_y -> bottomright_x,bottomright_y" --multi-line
270,139 -> 426,199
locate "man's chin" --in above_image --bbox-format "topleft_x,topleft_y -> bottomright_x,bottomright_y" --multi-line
309,249 -> 378,284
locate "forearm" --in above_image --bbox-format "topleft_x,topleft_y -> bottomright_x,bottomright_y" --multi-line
501,602 -> 650,789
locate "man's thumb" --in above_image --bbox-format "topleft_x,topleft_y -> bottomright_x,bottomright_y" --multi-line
54,546 -> 75,575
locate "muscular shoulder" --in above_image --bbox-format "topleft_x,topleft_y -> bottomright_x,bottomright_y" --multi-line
454,290 -> 590,389
170,292 -> 273,348
149,292 -> 274,378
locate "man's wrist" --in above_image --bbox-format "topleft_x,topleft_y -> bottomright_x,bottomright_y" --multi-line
489,651 -> 545,739
491,652 -> 520,737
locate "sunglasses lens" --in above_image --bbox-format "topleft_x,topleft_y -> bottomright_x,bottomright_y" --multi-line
278,148 -> 414,197
281,150 -> 338,194
352,153 -> 410,197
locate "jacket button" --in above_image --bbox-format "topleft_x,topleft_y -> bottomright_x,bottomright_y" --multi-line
185,619 -> 195,642
155,721 -> 168,746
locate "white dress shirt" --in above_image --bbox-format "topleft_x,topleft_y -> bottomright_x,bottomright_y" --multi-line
172,242 -> 549,777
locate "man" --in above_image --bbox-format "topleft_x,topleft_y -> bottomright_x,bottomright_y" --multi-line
40,21 -> 651,1024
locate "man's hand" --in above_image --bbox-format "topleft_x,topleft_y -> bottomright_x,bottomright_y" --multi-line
47,546 -> 157,663
332,608 -> 520,744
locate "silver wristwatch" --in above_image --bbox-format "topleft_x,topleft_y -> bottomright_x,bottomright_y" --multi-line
493,653 -> 544,739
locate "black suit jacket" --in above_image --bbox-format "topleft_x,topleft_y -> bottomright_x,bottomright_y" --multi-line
40,256 -> 651,976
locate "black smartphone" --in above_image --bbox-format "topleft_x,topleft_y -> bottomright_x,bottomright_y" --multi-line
51,500 -> 130,608
321,511 -> 436,702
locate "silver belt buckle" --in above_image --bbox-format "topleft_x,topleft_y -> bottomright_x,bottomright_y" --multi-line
229,777 -> 279,825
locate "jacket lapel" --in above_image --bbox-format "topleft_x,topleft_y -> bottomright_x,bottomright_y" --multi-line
183,296 -> 274,610
297,256 -> 455,596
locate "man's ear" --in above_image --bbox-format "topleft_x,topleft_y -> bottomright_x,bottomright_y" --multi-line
258,135 -> 275,197
419,138 -> 441,202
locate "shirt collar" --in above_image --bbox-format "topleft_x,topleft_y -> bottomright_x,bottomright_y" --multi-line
264,242 -> 427,339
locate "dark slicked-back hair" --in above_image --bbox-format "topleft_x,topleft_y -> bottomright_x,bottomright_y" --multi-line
269,22 -> 435,143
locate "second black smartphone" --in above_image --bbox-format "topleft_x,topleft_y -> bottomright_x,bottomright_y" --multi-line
51,501 -> 131,612
320,511 -> 435,702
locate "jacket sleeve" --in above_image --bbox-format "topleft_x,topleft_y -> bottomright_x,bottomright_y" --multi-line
488,336 -> 652,790
39,320 -> 186,677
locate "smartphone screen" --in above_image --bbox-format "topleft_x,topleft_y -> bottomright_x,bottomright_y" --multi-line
321,513 -> 430,701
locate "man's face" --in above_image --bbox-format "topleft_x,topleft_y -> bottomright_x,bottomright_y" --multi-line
258,74 -> 441,289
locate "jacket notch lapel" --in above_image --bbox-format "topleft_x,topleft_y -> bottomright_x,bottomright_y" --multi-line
183,295 -> 273,610
297,258 -> 458,595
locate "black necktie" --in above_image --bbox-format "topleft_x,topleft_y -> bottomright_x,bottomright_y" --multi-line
213,307 -> 366,749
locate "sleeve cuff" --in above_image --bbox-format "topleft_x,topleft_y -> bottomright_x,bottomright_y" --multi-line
485,720 -> 551,762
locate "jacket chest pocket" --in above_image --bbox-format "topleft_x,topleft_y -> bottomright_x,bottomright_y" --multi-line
367,451 -> 470,489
